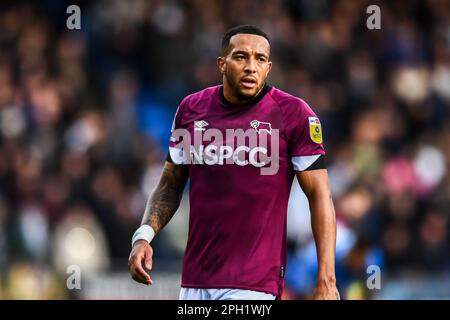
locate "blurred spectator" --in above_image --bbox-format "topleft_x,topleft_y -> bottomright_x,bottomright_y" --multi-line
52,204 -> 110,275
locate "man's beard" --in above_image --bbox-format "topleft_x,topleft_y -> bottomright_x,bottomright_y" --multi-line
226,75 -> 264,103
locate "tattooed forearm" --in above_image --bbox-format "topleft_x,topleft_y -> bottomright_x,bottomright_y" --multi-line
141,162 -> 188,234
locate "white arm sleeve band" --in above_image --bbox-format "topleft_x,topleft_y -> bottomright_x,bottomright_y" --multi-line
131,225 -> 156,248
291,154 -> 321,171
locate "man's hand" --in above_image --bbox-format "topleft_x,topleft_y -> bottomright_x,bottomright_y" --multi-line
128,240 -> 153,285
312,278 -> 340,300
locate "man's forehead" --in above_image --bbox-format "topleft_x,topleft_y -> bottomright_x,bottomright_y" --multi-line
228,33 -> 270,54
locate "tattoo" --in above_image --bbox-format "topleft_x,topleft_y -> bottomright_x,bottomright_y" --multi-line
142,163 -> 188,234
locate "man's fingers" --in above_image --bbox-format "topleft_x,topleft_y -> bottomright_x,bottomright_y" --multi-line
133,256 -> 152,284
335,289 -> 341,300
144,252 -> 152,271
130,270 -> 144,284
130,263 -> 152,285
128,243 -> 154,285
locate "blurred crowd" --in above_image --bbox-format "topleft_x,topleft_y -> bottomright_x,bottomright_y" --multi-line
0,0 -> 449,299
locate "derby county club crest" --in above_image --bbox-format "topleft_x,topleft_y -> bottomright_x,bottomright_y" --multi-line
250,120 -> 272,135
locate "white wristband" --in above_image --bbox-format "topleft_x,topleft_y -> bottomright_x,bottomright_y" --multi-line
131,225 -> 155,248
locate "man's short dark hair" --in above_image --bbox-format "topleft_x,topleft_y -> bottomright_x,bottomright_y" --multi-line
221,25 -> 270,53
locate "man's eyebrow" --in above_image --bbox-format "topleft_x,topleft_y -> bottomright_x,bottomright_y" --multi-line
231,50 -> 249,56
231,50 -> 269,58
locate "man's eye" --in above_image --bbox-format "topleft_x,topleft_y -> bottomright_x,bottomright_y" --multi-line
258,57 -> 267,62
235,55 -> 245,60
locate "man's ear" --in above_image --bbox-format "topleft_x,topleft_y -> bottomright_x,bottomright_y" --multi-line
217,57 -> 226,75
265,61 -> 273,78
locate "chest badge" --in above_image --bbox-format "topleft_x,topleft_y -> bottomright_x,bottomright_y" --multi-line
250,120 -> 272,135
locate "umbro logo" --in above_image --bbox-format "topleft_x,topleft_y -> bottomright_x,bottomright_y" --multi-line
194,120 -> 209,131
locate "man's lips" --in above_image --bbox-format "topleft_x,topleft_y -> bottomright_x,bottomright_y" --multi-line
241,77 -> 257,89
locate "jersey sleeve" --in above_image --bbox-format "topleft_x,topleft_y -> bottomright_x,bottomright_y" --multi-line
167,98 -> 189,165
284,99 -> 326,171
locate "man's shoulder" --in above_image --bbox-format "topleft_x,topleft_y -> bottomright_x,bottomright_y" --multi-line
268,86 -> 311,115
181,85 -> 221,108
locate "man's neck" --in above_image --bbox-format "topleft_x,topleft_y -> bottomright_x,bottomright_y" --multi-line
221,83 -> 269,107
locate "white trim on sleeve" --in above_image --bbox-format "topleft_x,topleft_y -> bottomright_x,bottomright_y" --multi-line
291,154 -> 321,171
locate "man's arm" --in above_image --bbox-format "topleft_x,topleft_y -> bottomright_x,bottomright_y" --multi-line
142,161 -> 189,233
128,161 -> 189,285
296,168 -> 339,300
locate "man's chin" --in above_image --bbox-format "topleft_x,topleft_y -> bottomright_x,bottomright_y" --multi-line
237,87 -> 259,99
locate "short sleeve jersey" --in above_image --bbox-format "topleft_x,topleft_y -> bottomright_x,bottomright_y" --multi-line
169,85 -> 325,297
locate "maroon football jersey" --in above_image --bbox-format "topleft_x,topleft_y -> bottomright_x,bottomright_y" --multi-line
169,85 -> 325,297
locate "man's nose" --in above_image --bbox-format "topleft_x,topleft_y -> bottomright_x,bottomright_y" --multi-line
244,57 -> 257,73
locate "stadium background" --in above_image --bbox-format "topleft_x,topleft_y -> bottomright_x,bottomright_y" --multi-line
0,0 -> 449,299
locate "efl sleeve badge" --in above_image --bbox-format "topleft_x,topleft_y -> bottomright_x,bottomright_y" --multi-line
308,116 -> 323,144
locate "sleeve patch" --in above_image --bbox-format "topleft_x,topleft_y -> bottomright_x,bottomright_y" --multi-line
308,116 -> 323,144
